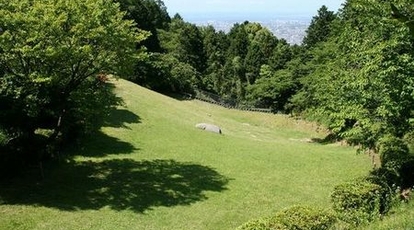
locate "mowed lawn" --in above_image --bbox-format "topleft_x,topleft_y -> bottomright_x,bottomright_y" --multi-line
0,79 -> 372,230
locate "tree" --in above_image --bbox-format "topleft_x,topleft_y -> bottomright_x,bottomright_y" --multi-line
136,14 -> 211,94
244,28 -> 277,84
293,0 -> 414,150
116,0 -> 170,52
0,0 -> 147,164
246,61 -> 301,112
227,23 -> 249,60
158,16 -> 206,89
201,26 -> 229,93
302,5 -> 337,48
268,39 -> 293,71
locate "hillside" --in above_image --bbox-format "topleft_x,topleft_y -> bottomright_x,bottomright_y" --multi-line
0,79 -> 373,230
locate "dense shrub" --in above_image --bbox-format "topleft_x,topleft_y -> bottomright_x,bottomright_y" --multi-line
272,205 -> 337,230
237,206 -> 336,230
367,168 -> 401,214
377,135 -> 414,189
331,180 -> 382,226
378,135 -> 410,170
236,217 -> 284,230
330,136 -> 413,228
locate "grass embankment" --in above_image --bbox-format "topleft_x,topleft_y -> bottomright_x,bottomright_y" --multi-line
0,79 -> 372,230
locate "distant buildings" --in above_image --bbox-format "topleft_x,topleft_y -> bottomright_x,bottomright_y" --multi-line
189,16 -> 310,44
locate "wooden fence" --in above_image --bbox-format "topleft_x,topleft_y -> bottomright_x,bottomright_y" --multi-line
191,89 -> 273,113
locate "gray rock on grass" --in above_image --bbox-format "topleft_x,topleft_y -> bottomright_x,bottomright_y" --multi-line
195,123 -> 222,134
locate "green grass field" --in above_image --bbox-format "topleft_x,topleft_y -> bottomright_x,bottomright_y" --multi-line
0,79 -> 375,229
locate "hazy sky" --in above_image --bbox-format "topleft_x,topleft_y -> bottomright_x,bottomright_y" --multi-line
163,0 -> 345,16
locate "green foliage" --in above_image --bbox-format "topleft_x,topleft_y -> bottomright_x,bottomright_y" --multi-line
292,0 -> 414,151
146,16 -> 207,93
268,40 -> 293,71
367,168 -> 401,214
390,2 -> 414,38
227,22 -> 250,60
168,56 -> 198,93
140,13 -> 298,107
116,0 -> 170,52
62,78 -> 123,142
302,5 -> 337,48
236,217 -> 281,230
0,0 -> 146,164
159,17 -> 206,73
377,135 -> 414,189
404,131 -> 414,153
201,26 -> 228,92
237,206 -> 337,230
244,27 -> 277,84
272,206 -> 337,230
246,66 -> 296,111
331,180 -> 382,226
132,53 -> 197,93
378,135 -> 410,171
209,21 -> 294,103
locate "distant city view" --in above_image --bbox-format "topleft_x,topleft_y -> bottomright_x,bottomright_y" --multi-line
182,12 -> 312,44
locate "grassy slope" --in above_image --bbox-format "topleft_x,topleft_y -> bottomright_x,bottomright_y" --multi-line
0,79 -> 372,230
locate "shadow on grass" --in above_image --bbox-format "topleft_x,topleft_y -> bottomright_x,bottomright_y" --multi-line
0,159 -> 229,213
73,131 -> 138,158
162,92 -> 194,101
0,92 -> 229,212
0,106 -> 141,179
72,108 -> 141,158
104,109 -> 141,129
311,133 -> 341,145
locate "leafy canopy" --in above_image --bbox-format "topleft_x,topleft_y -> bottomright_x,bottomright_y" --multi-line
0,0 -> 148,159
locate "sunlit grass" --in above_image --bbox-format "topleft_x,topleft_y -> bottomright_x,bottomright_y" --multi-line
0,79 -> 372,230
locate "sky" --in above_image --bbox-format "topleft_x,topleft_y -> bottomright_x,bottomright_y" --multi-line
163,0 -> 345,18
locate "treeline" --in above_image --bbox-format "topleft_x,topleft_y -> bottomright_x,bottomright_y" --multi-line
117,1 -> 336,112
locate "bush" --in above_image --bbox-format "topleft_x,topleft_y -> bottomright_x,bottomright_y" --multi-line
378,135 -> 410,170
272,205 -> 337,230
377,135 -> 414,189
237,217 -> 284,230
331,180 -> 382,226
237,206 -> 336,230
367,168 -> 401,214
